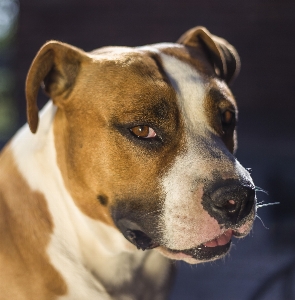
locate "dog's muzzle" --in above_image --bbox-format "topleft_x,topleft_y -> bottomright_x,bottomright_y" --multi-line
114,180 -> 255,254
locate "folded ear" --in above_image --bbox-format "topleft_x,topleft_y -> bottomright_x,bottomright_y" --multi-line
177,26 -> 240,84
25,41 -> 88,133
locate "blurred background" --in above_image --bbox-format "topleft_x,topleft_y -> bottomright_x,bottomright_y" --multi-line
0,0 -> 294,299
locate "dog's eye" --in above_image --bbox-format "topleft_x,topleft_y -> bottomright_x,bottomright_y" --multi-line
221,110 -> 235,134
129,125 -> 157,138
221,110 -> 235,126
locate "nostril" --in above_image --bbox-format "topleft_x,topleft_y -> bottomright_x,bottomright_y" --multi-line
228,200 -> 236,205
224,199 -> 238,213
214,199 -> 238,212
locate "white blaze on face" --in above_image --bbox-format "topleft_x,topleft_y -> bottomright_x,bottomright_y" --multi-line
159,53 -> 246,250
159,54 -> 208,133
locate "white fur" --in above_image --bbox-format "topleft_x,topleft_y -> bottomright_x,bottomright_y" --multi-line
159,54 -> 253,250
159,54 -> 208,133
10,101 -> 168,299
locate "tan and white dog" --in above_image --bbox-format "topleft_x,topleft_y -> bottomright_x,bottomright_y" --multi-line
0,27 -> 256,299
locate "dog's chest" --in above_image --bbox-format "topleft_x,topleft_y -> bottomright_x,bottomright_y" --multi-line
53,250 -> 171,300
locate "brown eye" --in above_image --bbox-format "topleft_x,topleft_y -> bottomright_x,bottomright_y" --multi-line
130,125 -> 157,138
221,110 -> 234,125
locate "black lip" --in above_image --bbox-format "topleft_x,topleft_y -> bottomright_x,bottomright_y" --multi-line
169,240 -> 232,261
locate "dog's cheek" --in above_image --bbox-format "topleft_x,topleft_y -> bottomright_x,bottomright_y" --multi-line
52,113 -> 116,225
69,135 -> 162,222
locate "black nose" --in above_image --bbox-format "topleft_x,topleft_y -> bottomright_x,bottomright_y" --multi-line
207,181 -> 255,225
116,219 -> 159,251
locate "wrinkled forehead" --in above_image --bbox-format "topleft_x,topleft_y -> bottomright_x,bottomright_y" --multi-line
90,45 -> 167,80
88,46 -> 177,115
90,43 -> 215,81
88,44 -> 236,130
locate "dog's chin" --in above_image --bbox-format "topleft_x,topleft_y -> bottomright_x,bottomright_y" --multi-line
157,242 -> 232,264
156,229 -> 245,264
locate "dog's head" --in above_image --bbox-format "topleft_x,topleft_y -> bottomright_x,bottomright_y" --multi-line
26,27 -> 256,263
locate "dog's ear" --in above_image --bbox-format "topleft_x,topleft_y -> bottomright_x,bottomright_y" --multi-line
177,26 -> 240,84
26,41 -> 88,133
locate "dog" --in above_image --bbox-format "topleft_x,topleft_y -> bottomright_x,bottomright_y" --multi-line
0,26 -> 256,299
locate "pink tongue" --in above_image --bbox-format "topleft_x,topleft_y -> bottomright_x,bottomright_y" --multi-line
203,229 -> 233,247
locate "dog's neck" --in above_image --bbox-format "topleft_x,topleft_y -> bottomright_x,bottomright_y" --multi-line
9,101 -> 169,297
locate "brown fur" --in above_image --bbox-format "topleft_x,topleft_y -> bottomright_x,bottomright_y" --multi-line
0,147 -> 67,299
52,49 -> 186,223
204,84 -> 238,153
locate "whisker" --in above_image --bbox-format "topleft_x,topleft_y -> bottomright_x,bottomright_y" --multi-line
255,214 -> 269,229
255,186 -> 269,195
257,202 -> 280,208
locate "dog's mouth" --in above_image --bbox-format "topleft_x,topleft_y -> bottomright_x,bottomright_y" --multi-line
123,226 -> 234,261
165,229 -> 233,261
117,218 -> 251,262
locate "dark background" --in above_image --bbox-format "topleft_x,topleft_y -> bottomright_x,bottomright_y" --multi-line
1,0 -> 295,299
